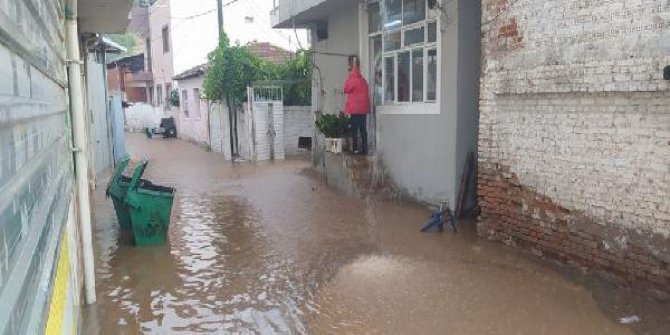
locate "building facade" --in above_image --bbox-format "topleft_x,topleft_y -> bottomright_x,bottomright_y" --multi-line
478,0 -> 670,293
107,53 -> 152,103
174,65 -> 210,145
0,0 -> 131,333
272,0 -> 481,208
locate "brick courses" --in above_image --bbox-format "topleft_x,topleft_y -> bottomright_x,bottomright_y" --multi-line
479,0 -> 670,294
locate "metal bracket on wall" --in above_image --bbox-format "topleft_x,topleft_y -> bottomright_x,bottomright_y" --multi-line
66,59 -> 84,65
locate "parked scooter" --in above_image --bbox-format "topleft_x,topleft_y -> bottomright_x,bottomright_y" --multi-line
145,117 -> 177,139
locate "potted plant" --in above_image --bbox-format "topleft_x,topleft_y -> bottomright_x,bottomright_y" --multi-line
315,112 -> 350,153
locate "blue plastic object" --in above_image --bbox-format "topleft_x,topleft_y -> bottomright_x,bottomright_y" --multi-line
420,202 -> 457,233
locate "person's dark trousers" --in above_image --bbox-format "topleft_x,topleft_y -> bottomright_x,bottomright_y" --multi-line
350,114 -> 368,154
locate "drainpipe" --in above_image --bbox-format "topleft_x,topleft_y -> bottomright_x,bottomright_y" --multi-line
65,0 -> 97,305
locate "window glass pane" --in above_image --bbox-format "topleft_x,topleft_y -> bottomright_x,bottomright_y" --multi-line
427,49 -> 437,101
370,36 -> 383,105
427,21 -> 437,43
404,26 -> 424,46
403,0 -> 425,25
384,56 -> 395,103
397,51 -> 410,102
193,88 -> 201,117
368,2 -> 382,33
162,26 -> 170,53
384,0 -> 402,30
412,49 -> 423,102
182,90 -> 189,116
384,30 -> 401,51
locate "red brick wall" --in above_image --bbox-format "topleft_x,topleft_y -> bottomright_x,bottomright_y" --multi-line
478,165 -> 670,294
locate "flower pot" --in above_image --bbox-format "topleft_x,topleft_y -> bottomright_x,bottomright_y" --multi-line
325,138 -> 344,153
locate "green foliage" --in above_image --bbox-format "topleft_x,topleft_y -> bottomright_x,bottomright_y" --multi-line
315,113 -> 350,138
169,89 -> 180,107
276,51 -> 312,106
105,33 -> 139,63
203,32 -> 311,107
203,34 -> 261,107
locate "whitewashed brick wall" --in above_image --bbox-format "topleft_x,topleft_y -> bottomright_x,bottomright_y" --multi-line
479,0 -> 670,290
481,0 -> 670,235
283,106 -> 313,155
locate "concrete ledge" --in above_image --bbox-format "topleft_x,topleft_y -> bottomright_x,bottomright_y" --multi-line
313,151 -> 401,200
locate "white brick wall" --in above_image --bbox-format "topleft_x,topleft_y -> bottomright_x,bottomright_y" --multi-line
480,0 -> 670,236
283,106 -> 313,155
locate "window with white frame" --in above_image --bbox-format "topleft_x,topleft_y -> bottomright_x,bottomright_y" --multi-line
368,0 -> 438,105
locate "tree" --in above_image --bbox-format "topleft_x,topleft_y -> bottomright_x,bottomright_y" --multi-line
203,33 -> 261,156
203,33 -> 260,107
276,51 -> 311,106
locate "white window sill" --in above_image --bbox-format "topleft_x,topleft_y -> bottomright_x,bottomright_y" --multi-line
377,102 -> 439,115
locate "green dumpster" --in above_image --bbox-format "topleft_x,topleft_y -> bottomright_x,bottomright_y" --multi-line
106,157 -> 132,230
125,160 -> 176,246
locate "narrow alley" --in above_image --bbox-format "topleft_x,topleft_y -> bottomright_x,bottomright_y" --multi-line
82,135 -> 661,334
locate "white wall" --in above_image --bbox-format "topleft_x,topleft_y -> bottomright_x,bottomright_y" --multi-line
176,76 -> 209,145
311,6 -> 360,114
149,0 -> 174,105
283,106 -> 313,155
124,103 -> 166,132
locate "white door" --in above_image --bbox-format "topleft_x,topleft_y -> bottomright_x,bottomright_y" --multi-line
209,103 -> 223,154
87,59 -> 113,176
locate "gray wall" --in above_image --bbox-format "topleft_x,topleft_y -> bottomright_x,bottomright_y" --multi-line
308,0 -> 481,207
0,0 -> 74,333
378,0 -> 480,207
311,5 -> 360,114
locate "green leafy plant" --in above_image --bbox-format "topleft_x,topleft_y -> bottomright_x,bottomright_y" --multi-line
203,33 -> 260,108
315,113 -> 350,138
203,33 -> 311,107
169,89 -> 180,107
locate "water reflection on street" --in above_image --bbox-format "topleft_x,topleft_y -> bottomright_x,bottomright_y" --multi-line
83,134 -> 637,334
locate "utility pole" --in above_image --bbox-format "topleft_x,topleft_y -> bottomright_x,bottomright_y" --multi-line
217,0 -> 224,37
217,0 -> 237,158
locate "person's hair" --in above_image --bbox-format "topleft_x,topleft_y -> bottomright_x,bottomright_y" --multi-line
348,55 -> 360,68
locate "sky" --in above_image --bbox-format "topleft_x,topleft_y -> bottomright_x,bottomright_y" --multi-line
165,0 -> 310,74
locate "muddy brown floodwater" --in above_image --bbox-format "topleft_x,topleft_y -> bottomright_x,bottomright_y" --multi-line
83,134 -> 665,334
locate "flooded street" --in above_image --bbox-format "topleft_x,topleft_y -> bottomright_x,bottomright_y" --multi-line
83,134 -> 656,334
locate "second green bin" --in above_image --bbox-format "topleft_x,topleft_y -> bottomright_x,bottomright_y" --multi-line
124,161 -> 176,246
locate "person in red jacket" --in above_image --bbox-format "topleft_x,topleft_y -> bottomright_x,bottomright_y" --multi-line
343,56 -> 371,155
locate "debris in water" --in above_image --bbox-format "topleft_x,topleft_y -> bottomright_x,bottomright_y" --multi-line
618,315 -> 641,324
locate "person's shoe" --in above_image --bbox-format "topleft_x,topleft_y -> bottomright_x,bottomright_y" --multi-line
353,150 -> 360,155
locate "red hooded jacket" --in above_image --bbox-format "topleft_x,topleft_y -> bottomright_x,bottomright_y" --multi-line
343,66 -> 371,115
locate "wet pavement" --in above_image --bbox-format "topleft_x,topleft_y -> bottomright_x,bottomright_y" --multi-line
83,134 -> 667,334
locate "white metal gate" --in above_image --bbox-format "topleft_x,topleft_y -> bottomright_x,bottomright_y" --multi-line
247,85 -> 285,161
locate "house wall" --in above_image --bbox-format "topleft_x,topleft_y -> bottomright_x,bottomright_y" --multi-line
478,0 -> 670,292
372,0 -> 480,207
284,106 -> 314,155
149,0 -> 173,106
311,6 -> 359,114
176,76 -> 210,145
0,0 -> 82,333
